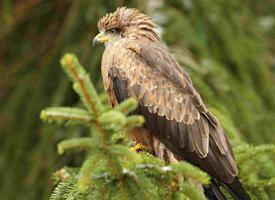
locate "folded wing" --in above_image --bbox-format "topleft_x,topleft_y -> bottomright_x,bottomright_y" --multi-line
107,39 -> 237,183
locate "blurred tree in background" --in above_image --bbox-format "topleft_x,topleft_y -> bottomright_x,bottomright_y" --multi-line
0,0 -> 274,199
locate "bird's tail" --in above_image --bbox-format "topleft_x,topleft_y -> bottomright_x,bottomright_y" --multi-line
204,179 -> 226,200
204,178 -> 250,200
224,177 -> 250,200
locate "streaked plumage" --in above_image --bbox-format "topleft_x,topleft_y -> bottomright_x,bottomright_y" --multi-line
94,7 -> 250,200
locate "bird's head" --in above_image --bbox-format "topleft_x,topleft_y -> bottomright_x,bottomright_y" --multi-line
93,7 -> 159,47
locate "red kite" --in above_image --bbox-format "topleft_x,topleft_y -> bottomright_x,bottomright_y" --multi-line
93,7 -> 250,200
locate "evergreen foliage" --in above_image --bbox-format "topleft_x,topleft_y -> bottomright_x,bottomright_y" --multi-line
0,1 -> 275,199
41,53 -> 275,199
41,53 -> 210,200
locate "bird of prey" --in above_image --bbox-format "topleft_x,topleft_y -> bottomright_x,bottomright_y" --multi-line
93,7 -> 250,200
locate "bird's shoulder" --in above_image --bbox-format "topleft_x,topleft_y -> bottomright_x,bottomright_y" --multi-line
106,39 -> 207,124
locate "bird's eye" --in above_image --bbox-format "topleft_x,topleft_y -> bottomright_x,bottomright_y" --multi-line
106,28 -> 121,34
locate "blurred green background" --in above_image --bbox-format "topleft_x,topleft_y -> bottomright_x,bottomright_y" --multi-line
0,0 -> 274,199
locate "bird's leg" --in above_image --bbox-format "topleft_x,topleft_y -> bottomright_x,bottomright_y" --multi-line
129,127 -> 152,152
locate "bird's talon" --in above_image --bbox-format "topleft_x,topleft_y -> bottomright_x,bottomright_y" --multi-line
130,143 -> 147,152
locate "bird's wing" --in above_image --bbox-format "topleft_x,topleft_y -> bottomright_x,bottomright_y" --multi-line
107,39 -> 237,182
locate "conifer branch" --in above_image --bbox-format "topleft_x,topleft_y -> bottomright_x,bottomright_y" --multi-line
235,144 -> 275,164
40,107 -> 93,125
60,53 -> 104,115
114,97 -> 138,114
171,162 -> 210,185
181,182 -> 206,200
77,155 -> 100,192
60,53 -> 125,179
99,93 -> 110,104
98,110 -> 127,132
248,177 -> 275,188
124,115 -> 145,130
57,138 -> 93,155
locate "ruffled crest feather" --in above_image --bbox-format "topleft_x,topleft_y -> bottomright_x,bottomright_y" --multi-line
97,7 -> 159,41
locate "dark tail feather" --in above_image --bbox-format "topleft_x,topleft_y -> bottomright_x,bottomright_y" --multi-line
204,179 -> 226,200
224,177 -> 250,200
204,178 -> 250,200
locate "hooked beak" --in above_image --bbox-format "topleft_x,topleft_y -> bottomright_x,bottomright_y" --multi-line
93,33 -> 109,47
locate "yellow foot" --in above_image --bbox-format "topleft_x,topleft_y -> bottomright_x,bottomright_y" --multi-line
130,143 -> 148,152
